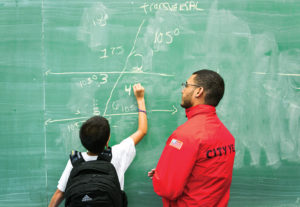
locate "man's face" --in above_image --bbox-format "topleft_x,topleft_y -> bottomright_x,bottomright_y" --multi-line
181,75 -> 197,109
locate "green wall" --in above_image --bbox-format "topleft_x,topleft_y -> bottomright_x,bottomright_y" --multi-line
1,0 -> 300,206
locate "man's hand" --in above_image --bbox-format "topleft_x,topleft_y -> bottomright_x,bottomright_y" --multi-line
133,83 -> 145,100
148,168 -> 156,180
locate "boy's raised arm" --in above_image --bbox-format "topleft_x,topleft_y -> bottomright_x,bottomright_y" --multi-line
130,83 -> 147,145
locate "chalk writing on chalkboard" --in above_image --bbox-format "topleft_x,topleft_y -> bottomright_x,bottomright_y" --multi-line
44,12 -> 182,127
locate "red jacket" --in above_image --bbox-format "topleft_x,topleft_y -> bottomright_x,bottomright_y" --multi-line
153,105 -> 235,207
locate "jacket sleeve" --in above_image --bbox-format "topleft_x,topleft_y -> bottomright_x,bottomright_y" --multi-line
152,136 -> 198,200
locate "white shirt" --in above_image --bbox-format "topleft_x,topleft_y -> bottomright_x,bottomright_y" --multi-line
57,137 -> 136,191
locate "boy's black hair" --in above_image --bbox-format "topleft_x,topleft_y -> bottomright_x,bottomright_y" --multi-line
79,116 -> 110,154
193,69 -> 225,107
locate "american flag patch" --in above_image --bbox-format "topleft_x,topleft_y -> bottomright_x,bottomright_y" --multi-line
169,139 -> 183,150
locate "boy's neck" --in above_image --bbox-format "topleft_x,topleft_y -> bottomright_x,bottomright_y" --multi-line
87,151 -> 98,156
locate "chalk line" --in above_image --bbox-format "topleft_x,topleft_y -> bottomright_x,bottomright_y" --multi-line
45,105 -> 178,125
253,72 -> 300,77
41,0 -> 48,194
45,117 -> 89,125
45,70 -> 174,77
151,105 -> 177,115
103,19 -> 145,116
278,73 -> 300,77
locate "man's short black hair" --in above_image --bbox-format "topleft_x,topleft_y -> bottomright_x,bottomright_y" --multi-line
79,116 -> 110,154
193,69 -> 225,107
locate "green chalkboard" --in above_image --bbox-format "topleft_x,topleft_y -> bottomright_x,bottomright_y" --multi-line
1,0 -> 300,206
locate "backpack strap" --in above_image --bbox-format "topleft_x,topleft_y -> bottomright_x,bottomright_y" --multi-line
97,147 -> 112,162
69,150 -> 84,167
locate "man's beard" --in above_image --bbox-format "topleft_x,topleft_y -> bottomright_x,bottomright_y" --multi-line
180,96 -> 193,109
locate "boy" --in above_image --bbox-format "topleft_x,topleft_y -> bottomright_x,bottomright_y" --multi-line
49,83 -> 147,207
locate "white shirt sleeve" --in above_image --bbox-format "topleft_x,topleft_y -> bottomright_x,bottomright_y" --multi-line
57,159 -> 72,192
111,137 -> 136,190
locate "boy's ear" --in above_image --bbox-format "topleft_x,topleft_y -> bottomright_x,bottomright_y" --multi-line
105,135 -> 111,148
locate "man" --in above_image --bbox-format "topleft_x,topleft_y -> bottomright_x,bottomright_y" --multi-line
148,70 -> 235,207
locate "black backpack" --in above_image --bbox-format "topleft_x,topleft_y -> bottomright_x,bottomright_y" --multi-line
64,148 -> 128,207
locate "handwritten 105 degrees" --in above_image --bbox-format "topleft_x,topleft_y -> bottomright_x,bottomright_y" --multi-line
154,28 -> 180,45
140,1 -> 204,14
79,74 -> 108,88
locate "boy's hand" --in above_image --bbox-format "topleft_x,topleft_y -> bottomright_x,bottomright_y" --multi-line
133,83 -> 145,100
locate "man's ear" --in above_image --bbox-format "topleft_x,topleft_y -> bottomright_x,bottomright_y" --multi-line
195,87 -> 204,98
